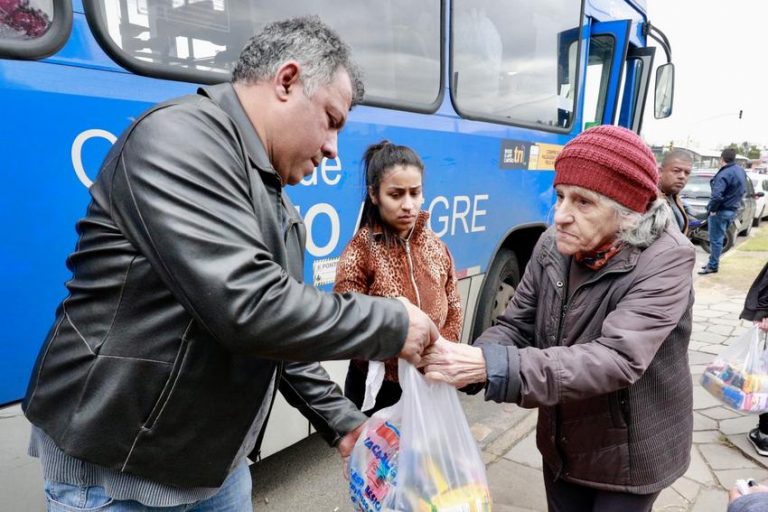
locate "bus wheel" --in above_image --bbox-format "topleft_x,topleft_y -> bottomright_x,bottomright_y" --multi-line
472,248 -> 520,339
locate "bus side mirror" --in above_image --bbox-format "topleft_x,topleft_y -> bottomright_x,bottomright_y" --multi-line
654,63 -> 674,119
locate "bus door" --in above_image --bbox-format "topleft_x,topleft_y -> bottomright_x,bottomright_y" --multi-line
581,19 -> 631,129
617,46 -> 655,132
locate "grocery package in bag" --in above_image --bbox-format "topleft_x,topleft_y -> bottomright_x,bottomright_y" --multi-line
348,361 -> 491,511
700,326 -> 768,413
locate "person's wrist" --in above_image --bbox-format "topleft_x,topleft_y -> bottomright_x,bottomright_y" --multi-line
454,345 -> 487,385
470,346 -> 487,382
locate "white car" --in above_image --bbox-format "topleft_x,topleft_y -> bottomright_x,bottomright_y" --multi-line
748,172 -> 768,226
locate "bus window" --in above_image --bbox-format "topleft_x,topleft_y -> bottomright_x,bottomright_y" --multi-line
0,0 -> 70,58
451,0 -> 582,130
0,0 -> 52,39
582,35 -> 615,127
619,47 -> 654,132
84,0 -> 441,110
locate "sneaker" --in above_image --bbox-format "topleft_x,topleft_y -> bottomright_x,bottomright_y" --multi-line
697,267 -> 718,275
747,428 -> 768,456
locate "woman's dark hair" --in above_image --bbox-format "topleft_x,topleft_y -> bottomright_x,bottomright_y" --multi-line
360,140 -> 424,246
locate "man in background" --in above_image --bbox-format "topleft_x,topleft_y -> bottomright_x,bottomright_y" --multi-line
699,148 -> 747,275
658,148 -> 694,233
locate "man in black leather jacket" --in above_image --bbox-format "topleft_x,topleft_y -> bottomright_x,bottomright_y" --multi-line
23,16 -> 437,511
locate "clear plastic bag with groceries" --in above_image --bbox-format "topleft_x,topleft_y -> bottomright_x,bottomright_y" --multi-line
348,361 -> 491,511
701,326 -> 768,413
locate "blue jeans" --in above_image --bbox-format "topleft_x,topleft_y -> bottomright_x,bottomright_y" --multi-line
706,209 -> 737,270
43,461 -> 253,511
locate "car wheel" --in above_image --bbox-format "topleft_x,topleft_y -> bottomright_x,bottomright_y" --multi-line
472,248 -> 520,339
700,223 -> 737,254
741,216 -> 753,236
755,206 -> 765,226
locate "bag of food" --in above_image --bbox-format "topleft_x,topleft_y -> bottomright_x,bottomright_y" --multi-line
348,361 -> 491,511
701,326 -> 768,413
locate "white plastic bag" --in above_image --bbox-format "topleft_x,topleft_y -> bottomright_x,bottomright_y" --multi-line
700,326 -> 768,412
348,361 -> 491,511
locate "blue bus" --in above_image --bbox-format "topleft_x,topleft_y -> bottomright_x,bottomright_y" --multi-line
1,0 -> 673,502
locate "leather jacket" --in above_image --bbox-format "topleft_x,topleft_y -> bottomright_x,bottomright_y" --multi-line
23,83 -> 407,488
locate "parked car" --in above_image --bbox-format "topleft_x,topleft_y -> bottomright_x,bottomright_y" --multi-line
747,172 -> 768,226
687,214 -> 736,254
680,169 -> 757,237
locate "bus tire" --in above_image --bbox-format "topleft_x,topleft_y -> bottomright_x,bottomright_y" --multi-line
472,248 -> 520,340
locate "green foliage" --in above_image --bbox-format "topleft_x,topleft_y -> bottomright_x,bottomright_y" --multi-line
725,141 -> 761,159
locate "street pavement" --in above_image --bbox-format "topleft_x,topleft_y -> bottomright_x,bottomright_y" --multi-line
2,229 -> 766,511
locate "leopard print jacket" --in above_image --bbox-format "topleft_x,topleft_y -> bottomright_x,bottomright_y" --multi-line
333,211 -> 462,381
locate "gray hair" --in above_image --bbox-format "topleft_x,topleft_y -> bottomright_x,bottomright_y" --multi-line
232,16 -> 365,106
603,196 -> 671,248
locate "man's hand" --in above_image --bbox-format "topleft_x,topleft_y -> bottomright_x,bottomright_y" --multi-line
419,338 -> 487,389
337,422 -> 365,480
396,298 -> 439,366
756,318 -> 768,333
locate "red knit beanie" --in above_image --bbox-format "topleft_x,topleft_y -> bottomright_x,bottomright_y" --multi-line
553,125 -> 659,213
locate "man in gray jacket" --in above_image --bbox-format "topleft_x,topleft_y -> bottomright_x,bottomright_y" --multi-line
23,16 -> 436,511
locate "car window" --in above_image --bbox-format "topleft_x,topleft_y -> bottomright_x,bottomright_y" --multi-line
682,175 -> 711,197
751,176 -> 768,192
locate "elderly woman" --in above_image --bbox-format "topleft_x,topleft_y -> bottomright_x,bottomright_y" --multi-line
423,125 -> 695,512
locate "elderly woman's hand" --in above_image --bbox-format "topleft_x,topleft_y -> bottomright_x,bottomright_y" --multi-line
419,338 -> 487,389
